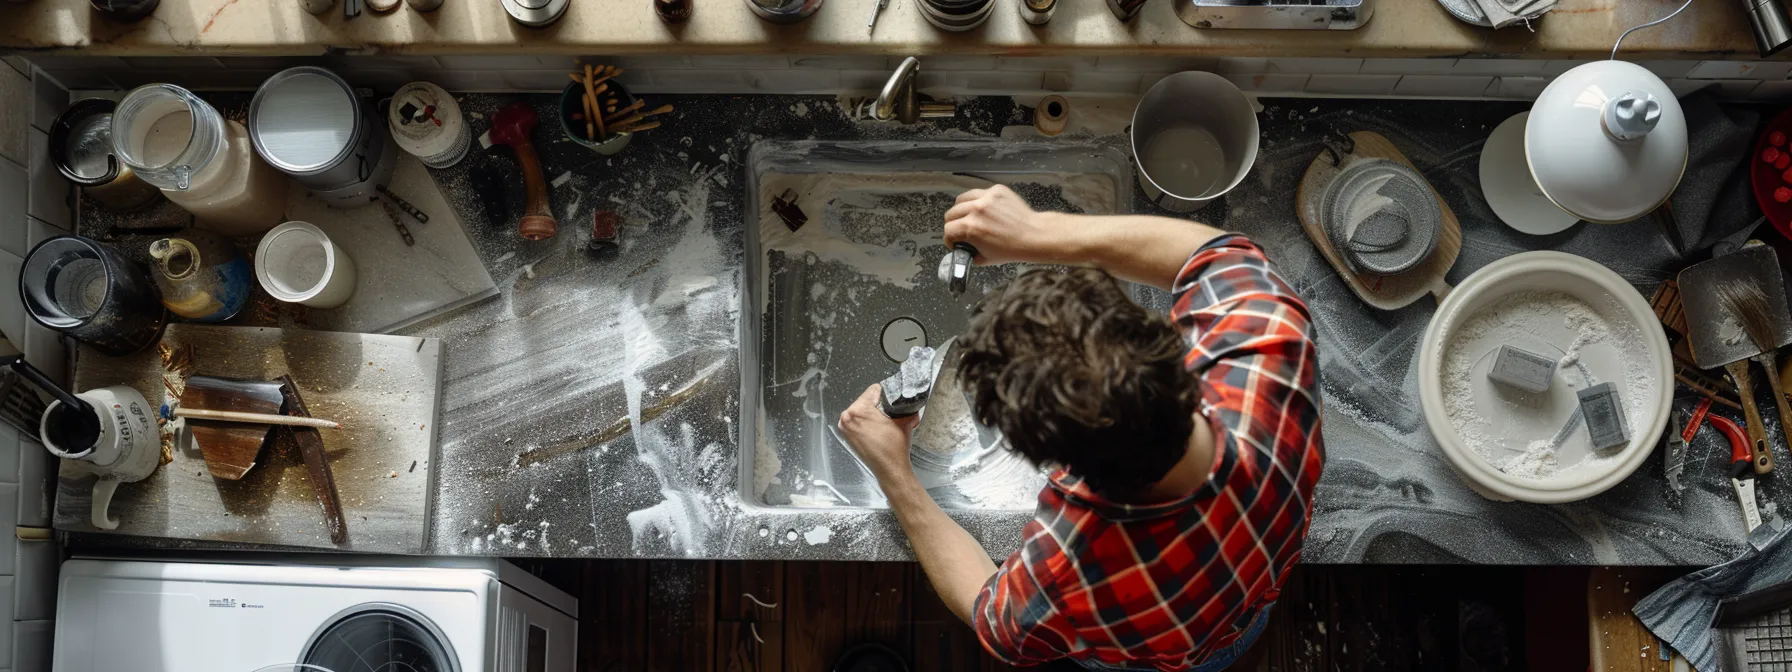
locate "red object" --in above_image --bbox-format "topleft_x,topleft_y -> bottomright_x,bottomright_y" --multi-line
1777,155 -> 1788,171
975,238 -> 1320,669
1776,187 -> 1791,203
1767,147 -> 1782,164
1783,167 -> 1792,184
1683,398 -> 1715,443
1754,108 -> 1792,239
589,211 -> 618,250
1711,414 -> 1752,478
487,103 -> 557,241
1773,130 -> 1787,147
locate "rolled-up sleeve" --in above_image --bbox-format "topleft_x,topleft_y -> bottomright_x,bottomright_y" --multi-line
973,522 -> 1078,665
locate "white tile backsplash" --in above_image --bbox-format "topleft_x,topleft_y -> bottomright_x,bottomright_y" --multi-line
0,67 -> 26,168
0,160 -> 25,259
0,251 -> 21,350
12,439 -> 46,530
1687,60 -> 1792,80
11,541 -> 51,621
1359,58 -> 1457,75
0,425 -> 17,487
1226,73 -> 1311,94
996,56 -> 1098,71
16,52 -> 1776,104
1303,74 -> 1401,96
12,619 -> 48,672
1450,59 -> 1548,76
21,325 -> 62,391
1394,74 -> 1496,98
23,132 -> 67,232
27,71 -> 63,136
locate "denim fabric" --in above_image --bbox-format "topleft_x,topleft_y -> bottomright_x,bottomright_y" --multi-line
1635,521 -> 1792,672
1073,606 -> 1273,672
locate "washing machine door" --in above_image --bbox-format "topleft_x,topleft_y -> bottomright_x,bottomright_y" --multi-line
300,604 -> 462,672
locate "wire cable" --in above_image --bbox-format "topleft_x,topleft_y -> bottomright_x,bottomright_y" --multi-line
1613,0 -> 1698,60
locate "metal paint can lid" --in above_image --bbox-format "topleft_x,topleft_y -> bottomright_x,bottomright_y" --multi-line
249,67 -> 362,176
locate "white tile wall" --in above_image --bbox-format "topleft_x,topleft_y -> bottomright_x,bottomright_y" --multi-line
14,52 -> 1792,104
0,63 -> 66,672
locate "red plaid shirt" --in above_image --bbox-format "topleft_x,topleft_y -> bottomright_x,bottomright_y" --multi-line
972,235 -> 1324,670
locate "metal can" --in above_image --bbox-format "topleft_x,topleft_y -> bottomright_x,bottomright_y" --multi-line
249,67 -> 397,208
387,81 -> 471,169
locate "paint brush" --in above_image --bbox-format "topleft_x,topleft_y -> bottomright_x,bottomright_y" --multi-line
1721,279 -> 1792,473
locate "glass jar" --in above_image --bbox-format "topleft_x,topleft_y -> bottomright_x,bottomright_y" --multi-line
148,229 -> 252,323
111,84 -> 289,236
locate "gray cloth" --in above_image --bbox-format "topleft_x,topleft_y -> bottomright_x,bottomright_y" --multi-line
1668,92 -> 1763,256
1635,520 -> 1792,672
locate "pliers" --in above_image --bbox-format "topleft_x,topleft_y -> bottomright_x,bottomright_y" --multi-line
1714,414 -> 1765,533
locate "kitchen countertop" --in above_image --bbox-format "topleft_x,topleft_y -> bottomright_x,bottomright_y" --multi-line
69,93 -> 1782,565
0,0 -> 1766,60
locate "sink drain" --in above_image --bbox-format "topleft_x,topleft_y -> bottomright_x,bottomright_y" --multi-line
881,317 -> 927,362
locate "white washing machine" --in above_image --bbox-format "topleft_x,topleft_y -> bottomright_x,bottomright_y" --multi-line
52,557 -> 577,672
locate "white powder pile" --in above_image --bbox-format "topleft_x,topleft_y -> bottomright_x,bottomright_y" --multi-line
1438,290 -> 1653,482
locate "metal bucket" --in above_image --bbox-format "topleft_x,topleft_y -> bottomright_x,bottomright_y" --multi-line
1130,72 -> 1259,212
249,67 -> 396,208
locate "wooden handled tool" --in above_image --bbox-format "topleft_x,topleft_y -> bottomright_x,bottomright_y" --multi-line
175,407 -> 342,429
484,102 -> 556,240
1727,360 -> 1776,473
278,374 -> 348,545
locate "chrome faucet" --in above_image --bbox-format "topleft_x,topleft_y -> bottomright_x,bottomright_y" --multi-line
862,57 -> 956,124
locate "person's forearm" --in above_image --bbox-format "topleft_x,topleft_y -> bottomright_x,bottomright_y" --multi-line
881,471 -> 998,626
1048,213 -> 1225,290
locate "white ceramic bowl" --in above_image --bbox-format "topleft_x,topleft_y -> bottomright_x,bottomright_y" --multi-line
1417,251 -> 1671,503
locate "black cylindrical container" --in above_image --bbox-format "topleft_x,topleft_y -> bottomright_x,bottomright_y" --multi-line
21,236 -> 167,356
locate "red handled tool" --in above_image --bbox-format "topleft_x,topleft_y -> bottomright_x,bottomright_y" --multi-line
1714,414 -> 1765,533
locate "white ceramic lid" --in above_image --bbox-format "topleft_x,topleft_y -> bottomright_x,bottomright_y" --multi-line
1525,60 -> 1687,224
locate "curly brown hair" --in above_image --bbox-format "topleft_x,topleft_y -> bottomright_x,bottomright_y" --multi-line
957,267 -> 1199,500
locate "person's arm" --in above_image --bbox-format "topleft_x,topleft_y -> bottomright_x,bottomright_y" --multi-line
837,384 -> 996,625
942,184 -> 1225,290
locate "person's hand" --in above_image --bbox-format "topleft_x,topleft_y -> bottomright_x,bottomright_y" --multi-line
838,384 -> 920,485
943,184 -> 1079,265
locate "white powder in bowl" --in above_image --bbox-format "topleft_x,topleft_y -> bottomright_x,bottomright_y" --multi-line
1438,290 -> 1654,482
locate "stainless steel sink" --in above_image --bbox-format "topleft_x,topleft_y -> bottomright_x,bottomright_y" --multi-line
738,140 -> 1138,511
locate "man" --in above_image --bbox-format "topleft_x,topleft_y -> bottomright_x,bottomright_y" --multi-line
837,184 -> 1323,671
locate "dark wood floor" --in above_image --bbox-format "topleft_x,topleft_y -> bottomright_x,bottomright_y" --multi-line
517,560 -> 1593,672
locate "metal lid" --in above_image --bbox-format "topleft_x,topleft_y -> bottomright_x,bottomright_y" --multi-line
49,99 -> 121,186
502,0 -> 569,25
1321,158 -> 1441,276
249,67 -> 362,175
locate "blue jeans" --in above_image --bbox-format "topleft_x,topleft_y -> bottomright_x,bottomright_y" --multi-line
1074,606 -> 1272,672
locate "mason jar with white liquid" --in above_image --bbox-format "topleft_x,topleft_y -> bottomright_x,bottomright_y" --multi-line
111,84 -> 289,235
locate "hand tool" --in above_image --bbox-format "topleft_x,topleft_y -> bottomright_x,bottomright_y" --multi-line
1719,278 -> 1792,474
1716,414 -> 1765,533
946,242 -> 979,295
1678,244 -> 1792,474
1665,408 -> 1689,493
278,374 -> 348,545
173,407 -> 342,429
479,103 -> 558,241
867,0 -> 888,30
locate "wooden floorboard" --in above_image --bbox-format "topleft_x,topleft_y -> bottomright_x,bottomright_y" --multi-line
542,560 -> 1562,672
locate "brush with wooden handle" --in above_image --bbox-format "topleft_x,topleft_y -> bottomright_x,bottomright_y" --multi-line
1722,279 -> 1789,474
175,408 -> 343,429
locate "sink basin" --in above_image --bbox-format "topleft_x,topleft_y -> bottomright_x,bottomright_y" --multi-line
738,140 -> 1137,511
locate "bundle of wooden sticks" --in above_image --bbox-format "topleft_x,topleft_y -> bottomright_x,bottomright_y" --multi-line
569,64 -> 674,141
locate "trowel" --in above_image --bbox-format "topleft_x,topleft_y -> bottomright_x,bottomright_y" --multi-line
830,337 -> 961,488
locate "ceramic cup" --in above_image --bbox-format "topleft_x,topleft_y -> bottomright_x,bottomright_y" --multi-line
255,221 -> 357,309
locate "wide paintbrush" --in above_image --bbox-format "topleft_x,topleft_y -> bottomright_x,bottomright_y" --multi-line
1719,279 -> 1789,474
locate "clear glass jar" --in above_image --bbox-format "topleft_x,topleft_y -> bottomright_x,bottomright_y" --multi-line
111,84 -> 288,235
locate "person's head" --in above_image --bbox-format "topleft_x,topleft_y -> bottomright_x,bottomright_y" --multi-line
956,267 -> 1199,500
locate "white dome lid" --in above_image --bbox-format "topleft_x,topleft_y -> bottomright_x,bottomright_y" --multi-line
1525,60 -> 1687,224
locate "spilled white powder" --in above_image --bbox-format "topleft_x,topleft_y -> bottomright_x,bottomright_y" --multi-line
802,525 -> 834,545
1438,290 -> 1654,482
913,361 -> 979,456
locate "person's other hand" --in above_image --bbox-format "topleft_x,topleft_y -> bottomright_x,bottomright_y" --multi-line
838,384 -> 920,484
943,184 -> 1077,265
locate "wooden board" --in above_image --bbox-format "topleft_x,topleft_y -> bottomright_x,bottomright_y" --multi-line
283,154 -> 499,334
1295,131 -> 1463,311
56,324 -> 442,553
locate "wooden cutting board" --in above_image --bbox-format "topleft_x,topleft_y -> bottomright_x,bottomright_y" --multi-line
57,324 -> 441,553
1295,131 -> 1463,310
